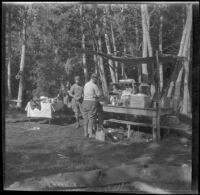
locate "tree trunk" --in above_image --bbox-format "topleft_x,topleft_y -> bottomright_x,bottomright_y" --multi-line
110,21 -> 118,82
141,4 -> 148,83
92,42 -> 98,74
7,9 -> 12,100
121,6 -> 127,80
181,22 -> 191,114
134,8 -> 141,82
144,5 -> 153,58
173,67 -> 183,111
103,8 -> 116,83
143,5 -> 156,96
97,36 -> 109,97
54,47 -> 59,63
167,4 -> 192,100
135,21 -> 139,50
122,43 -> 127,79
159,14 -> 164,92
95,8 -> 108,97
80,5 -> 88,82
138,65 -> 142,83
173,4 -> 192,112
181,60 -> 190,114
17,15 -> 26,108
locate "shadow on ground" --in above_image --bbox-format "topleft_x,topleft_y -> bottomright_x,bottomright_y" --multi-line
4,110 -> 192,191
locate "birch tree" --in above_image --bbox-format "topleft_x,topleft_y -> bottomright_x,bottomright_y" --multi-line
16,8 -> 27,108
110,5 -> 118,82
166,4 -> 192,100
103,6 -> 116,83
7,8 -> 12,100
95,7 -> 109,97
134,13 -> 139,50
144,6 -> 153,58
141,4 -> 156,100
141,4 -> 149,83
92,42 -> 98,74
181,47 -> 191,114
80,5 -> 88,82
173,4 -> 192,112
121,5 -> 127,79
159,12 -> 164,92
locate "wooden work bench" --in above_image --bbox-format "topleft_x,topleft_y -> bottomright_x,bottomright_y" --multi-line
100,51 -> 185,142
102,104 -> 173,142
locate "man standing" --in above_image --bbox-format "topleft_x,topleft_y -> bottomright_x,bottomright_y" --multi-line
82,73 -> 101,138
68,76 -> 83,128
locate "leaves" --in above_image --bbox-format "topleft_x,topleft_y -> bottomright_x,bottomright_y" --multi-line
4,3 -> 189,103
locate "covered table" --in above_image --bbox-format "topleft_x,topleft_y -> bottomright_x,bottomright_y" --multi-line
25,101 -> 64,123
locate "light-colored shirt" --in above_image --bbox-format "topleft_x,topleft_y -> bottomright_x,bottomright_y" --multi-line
83,80 -> 101,101
70,83 -> 83,99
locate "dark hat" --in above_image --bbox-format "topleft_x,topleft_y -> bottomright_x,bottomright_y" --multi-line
74,75 -> 80,80
91,73 -> 98,79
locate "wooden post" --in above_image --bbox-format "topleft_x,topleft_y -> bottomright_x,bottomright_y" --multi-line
127,124 -> 131,138
152,117 -> 157,142
156,50 -> 161,142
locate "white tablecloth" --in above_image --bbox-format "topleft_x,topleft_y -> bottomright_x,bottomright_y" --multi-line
25,102 -> 52,119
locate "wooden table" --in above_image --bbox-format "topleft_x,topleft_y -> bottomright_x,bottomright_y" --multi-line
103,104 -> 173,141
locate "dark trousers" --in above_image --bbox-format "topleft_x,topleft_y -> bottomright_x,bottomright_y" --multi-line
71,99 -> 83,119
82,100 -> 97,137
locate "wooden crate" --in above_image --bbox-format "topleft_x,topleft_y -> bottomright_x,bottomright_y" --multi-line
129,95 -> 151,108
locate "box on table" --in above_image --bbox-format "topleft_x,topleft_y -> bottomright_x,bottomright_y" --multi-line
95,130 -> 105,141
129,94 -> 151,108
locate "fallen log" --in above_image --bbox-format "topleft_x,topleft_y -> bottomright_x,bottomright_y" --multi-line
6,163 -> 191,191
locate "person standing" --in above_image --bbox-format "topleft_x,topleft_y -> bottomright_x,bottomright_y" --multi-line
68,76 -> 83,128
57,83 -> 67,101
82,73 -> 101,138
63,81 -> 71,108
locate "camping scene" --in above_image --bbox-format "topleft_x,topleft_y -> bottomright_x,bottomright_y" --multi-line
3,2 -> 195,193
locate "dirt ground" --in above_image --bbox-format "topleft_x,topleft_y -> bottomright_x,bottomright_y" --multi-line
4,109 -> 192,193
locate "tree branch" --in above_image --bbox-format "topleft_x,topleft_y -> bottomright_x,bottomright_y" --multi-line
149,6 -> 157,18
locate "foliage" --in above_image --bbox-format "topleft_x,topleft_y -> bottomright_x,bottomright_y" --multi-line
4,3 -> 189,105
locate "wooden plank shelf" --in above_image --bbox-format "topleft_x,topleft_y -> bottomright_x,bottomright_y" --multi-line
105,119 -> 192,138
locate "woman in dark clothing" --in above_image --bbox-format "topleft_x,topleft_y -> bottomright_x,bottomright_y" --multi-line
30,89 -> 41,110
57,83 -> 66,101
56,82 -> 72,117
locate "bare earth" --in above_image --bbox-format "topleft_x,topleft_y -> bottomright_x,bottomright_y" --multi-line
4,110 -> 192,193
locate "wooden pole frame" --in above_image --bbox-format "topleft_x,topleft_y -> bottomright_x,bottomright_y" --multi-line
156,50 -> 161,142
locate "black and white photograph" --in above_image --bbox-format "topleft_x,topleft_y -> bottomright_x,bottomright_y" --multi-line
2,1 -> 199,193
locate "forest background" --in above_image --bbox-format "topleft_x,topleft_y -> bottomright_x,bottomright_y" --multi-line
3,3 -> 192,116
